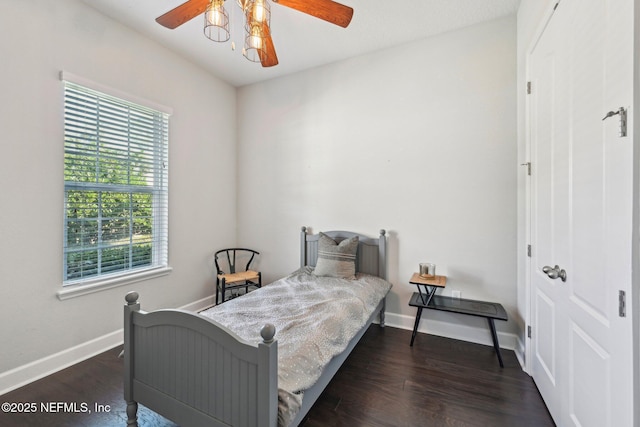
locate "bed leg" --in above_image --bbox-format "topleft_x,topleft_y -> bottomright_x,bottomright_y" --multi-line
126,401 -> 138,426
379,298 -> 386,328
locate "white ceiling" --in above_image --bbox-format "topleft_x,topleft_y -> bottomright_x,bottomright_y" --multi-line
80,0 -> 521,87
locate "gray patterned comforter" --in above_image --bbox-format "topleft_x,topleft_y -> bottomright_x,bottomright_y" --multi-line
199,266 -> 392,426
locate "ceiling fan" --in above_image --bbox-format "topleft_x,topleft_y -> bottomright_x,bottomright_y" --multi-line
156,0 -> 354,68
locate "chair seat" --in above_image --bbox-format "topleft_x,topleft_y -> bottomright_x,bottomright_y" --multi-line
218,270 -> 260,284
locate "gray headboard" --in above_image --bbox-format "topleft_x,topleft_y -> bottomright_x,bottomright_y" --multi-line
299,227 -> 387,280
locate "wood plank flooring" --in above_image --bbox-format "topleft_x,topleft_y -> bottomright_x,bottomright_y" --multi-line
303,326 -> 554,427
0,326 -> 554,426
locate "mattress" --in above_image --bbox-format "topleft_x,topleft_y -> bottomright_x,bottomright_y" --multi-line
200,266 -> 392,425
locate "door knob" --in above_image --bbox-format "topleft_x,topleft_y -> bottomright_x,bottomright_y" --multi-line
542,265 -> 567,282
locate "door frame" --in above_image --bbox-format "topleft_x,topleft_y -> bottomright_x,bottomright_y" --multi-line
633,2 -> 640,424
523,0 -> 559,377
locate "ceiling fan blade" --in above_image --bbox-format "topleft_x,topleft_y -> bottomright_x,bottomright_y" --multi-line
156,0 -> 211,29
259,21 -> 279,67
275,0 -> 353,28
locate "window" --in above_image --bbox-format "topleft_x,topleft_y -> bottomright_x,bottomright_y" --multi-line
62,77 -> 169,286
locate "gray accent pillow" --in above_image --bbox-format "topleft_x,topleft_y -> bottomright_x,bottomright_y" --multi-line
313,232 -> 359,279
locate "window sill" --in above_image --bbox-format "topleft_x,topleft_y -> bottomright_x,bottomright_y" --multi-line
57,266 -> 173,301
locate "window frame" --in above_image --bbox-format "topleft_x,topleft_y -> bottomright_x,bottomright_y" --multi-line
58,72 -> 172,300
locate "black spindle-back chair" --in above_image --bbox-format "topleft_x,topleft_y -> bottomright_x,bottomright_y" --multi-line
214,248 -> 261,304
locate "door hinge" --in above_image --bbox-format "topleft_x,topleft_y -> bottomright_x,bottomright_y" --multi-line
527,244 -> 531,257
521,162 -> 531,176
528,325 -> 532,338
527,81 -> 532,94
619,290 -> 626,317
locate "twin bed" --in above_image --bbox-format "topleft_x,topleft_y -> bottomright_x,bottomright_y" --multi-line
123,227 -> 392,427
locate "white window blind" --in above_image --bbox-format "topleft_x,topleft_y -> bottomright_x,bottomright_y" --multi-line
63,80 -> 169,285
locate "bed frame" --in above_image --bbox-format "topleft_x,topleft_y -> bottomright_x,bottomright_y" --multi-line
123,227 -> 388,427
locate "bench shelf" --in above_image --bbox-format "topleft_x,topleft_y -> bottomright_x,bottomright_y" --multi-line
409,292 -> 508,367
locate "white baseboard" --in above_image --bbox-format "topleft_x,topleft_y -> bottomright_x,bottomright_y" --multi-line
383,311 -> 522,359
514,335 -> 527,371
181,294 -> 216,312
0,294 -> 216,396
0,330 -> 124,396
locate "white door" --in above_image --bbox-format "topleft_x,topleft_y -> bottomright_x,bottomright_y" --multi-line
528,0 -> 634,426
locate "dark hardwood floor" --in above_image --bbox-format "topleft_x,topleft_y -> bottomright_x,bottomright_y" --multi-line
0,326 -> 554,426
303,326 -> 554,427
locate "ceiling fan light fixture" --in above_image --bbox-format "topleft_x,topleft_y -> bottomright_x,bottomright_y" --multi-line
249,0 -> 269,24
204,0 -> 230,42
243,0 -> 270,63
243,22 -> 266,62
236,0 -> 251,11
158,0 -> 352,67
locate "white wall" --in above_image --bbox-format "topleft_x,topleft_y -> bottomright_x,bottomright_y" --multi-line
236,16 -> 518,338
0,0 -> 236,379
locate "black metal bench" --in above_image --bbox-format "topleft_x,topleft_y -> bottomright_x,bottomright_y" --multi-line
409,292 -> 508,367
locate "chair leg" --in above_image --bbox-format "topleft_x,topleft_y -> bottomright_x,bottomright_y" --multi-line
221,278 -> 226,304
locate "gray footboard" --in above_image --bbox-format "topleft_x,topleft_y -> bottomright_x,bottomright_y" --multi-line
123,292 -> 278,427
